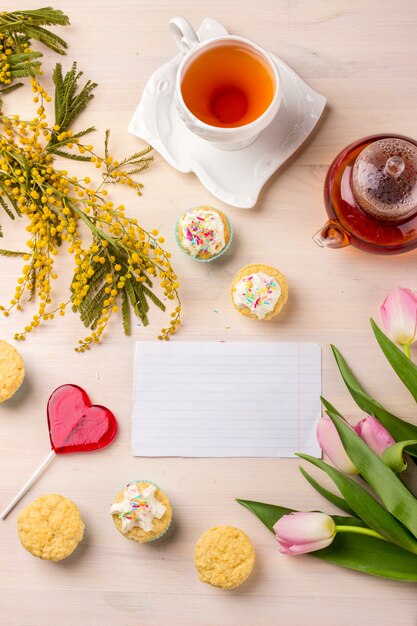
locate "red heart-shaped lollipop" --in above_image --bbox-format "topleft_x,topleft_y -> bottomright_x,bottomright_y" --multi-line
0,384 -> 118,520
47,384 -> 118,454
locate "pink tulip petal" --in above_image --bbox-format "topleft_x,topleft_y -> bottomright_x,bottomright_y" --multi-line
279,536 -> 335,555
317,416 -> 358,475
274,512 -> 335,544
355,415 -> 394,456
273,511 -> 336,558
381,287 -> 417,346
275,535 -> 293,548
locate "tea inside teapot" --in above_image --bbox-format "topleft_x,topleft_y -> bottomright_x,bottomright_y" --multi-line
314,134 -> 417,255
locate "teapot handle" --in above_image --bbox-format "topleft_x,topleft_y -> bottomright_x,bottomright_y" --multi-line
313,220 -> 350,249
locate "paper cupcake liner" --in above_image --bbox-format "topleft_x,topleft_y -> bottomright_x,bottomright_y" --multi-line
175,213 -> 233,263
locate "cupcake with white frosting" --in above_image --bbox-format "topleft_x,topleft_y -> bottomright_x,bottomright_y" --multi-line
176,206 -> 232,261
110,481 -> 172,543
231,264 -> 288,320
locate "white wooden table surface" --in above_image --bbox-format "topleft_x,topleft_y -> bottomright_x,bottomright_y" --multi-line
1,1 -> 417,624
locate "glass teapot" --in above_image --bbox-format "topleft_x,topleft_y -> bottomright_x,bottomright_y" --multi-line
314,134 -> 417,254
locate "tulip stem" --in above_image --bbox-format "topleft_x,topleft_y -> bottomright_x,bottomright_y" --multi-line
335,525 -> 387,541
402,344 -> 412,360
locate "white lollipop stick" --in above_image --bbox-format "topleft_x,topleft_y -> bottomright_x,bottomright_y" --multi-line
0,449 -> 56,519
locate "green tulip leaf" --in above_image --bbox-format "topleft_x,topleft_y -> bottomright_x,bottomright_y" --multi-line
321,396 -> 416,473
297,452 -> 417,554
371,318 -> 417,403
237,500 -> 292,531
237,499 -> 417,582
320,396 -> 345,419
299,466 -> 356,516
381,440 -> 417,472
331,344 -> 417,458
327,410 -> 417,540
236,499 -> 364,532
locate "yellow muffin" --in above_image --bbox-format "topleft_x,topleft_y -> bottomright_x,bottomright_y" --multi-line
0,340 -> 25,402
194,526 -> 255,589
17,494 -> 84,561
230,263 -> 288,320
111,481 -> 172,543
176,206 -> 232,260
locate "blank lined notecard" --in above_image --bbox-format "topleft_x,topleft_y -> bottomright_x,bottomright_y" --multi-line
132,342 -> 321,458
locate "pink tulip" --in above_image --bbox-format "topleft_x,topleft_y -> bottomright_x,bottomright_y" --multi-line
274,512 -> 336,555
354,415 -> 394,456
317,415 -> 358,475
381,287 -> 417,347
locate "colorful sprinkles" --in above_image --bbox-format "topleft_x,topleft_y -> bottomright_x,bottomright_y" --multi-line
119,491 -> 150,521
110,481 -> 167,534
178,208 -> 226,258
242,274 -> 278,308
233,271 -> 282,319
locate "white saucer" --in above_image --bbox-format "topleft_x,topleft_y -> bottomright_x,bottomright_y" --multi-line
128,18 -> 326,209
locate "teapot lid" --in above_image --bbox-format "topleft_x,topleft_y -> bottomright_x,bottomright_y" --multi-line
352,137 -> 417,221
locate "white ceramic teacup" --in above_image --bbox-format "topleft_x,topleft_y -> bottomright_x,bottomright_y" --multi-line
169,16 -> 281,151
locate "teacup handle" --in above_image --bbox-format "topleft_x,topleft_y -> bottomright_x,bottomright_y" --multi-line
170,16 -> 200,53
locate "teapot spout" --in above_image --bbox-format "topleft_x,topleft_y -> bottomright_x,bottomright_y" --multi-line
313,220 -> 350,249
